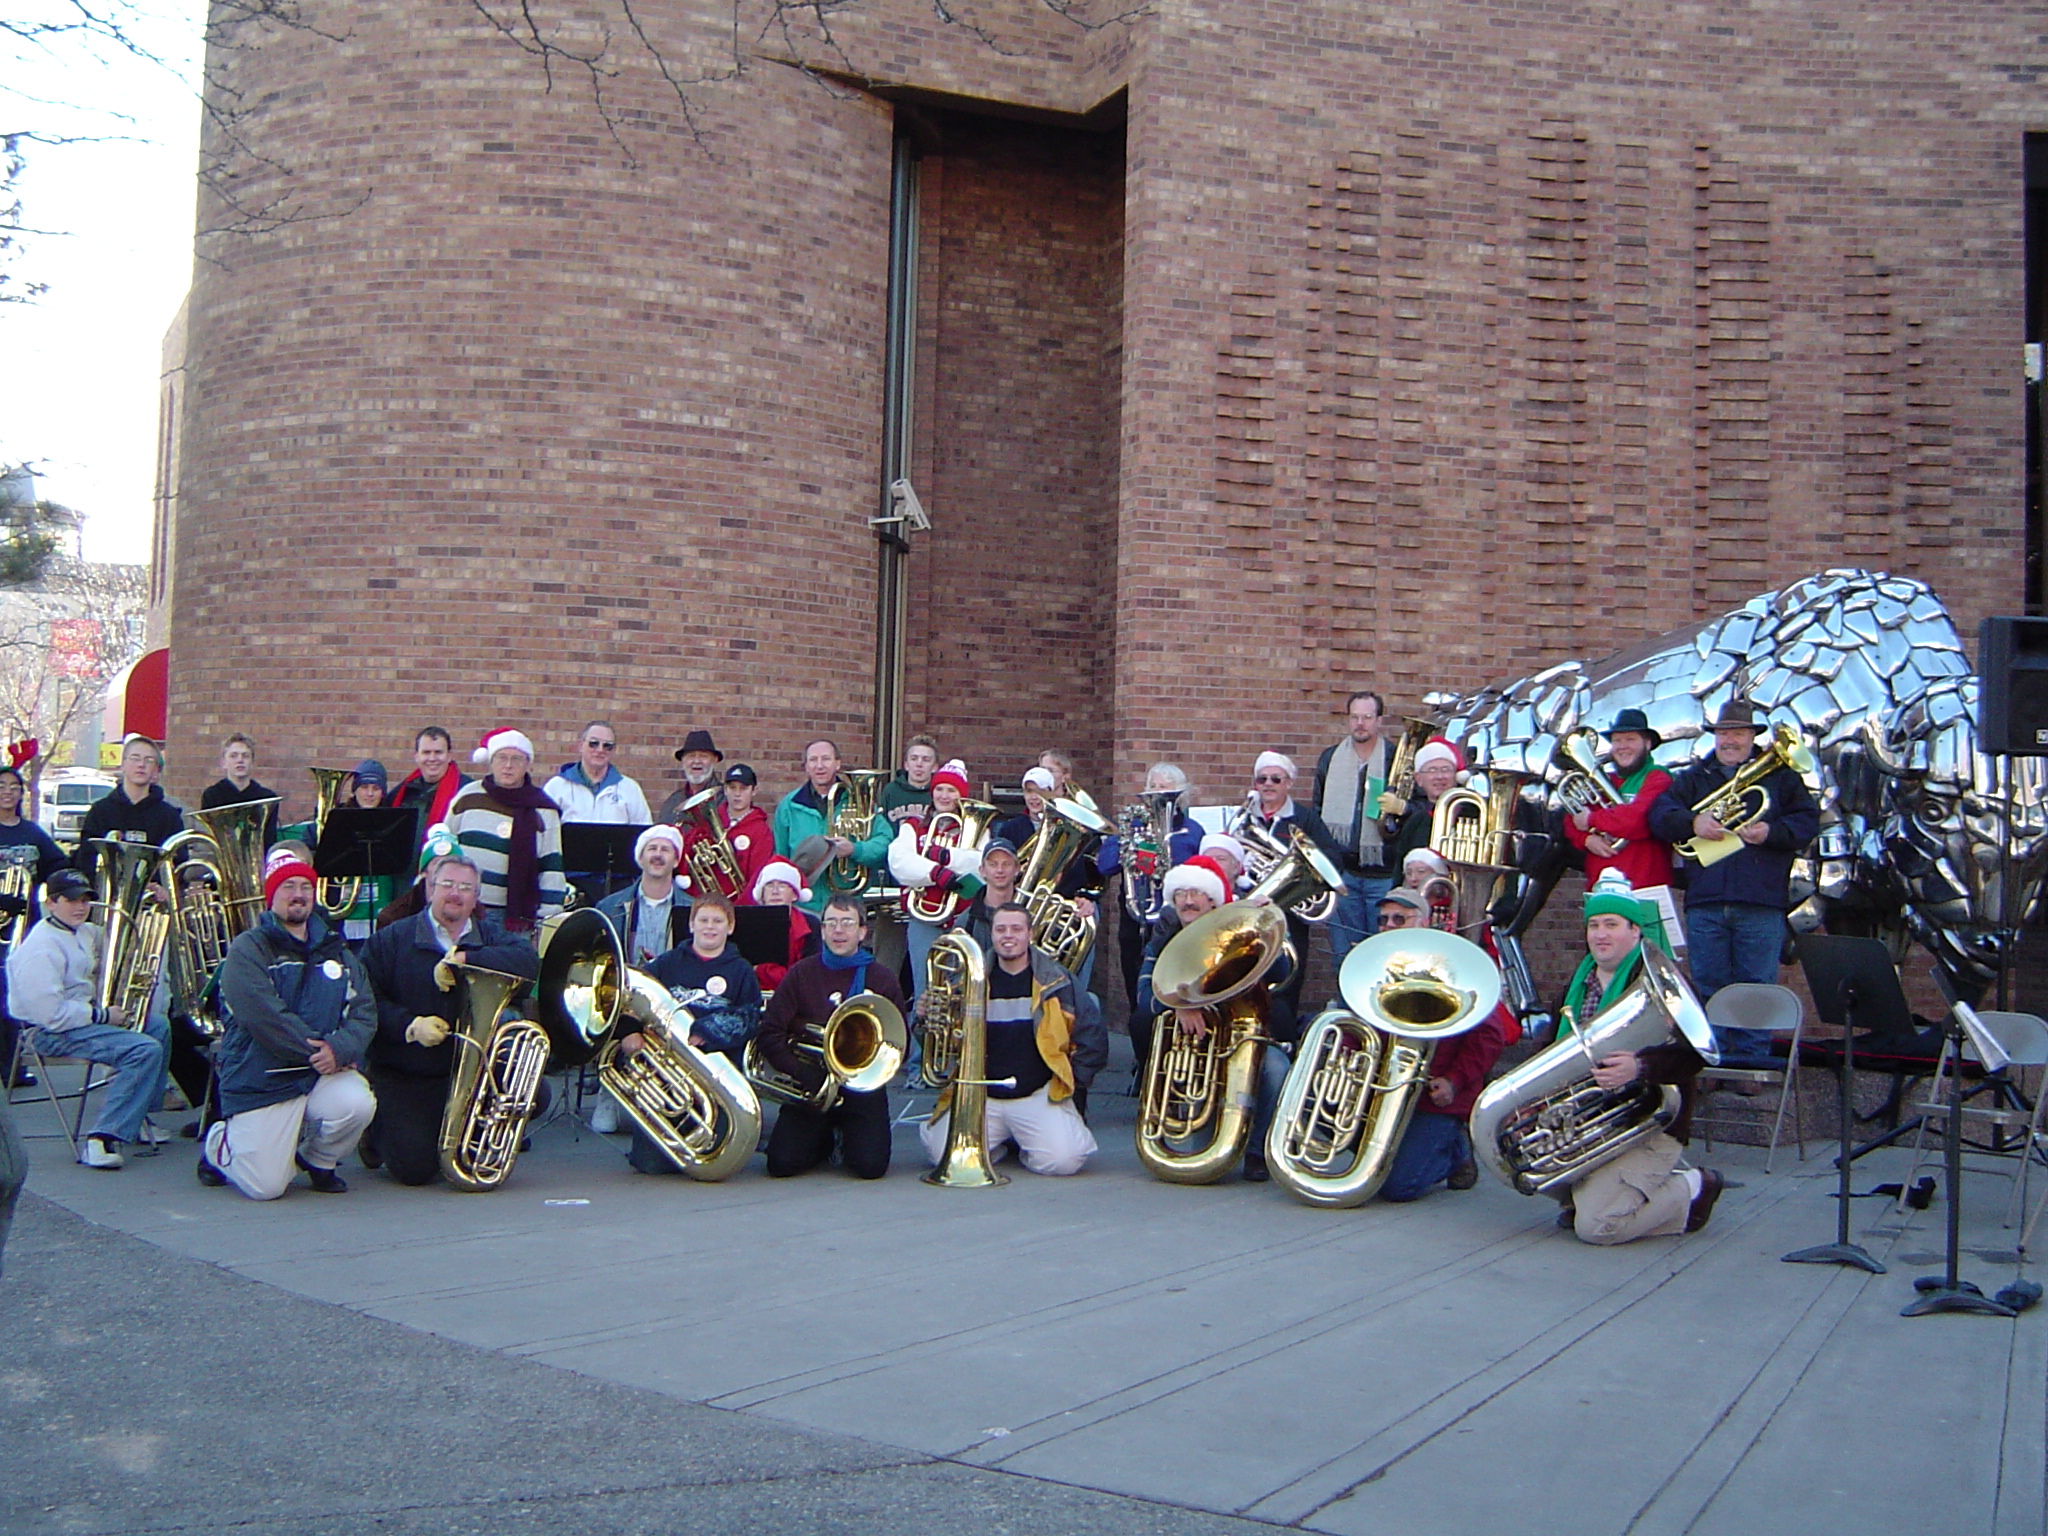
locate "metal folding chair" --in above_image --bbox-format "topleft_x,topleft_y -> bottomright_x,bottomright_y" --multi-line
1896,1010 -> 2048,1226
5,1027 -> 114,1157
1694,982 -> 1807,1172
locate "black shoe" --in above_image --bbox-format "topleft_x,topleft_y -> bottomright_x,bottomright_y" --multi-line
296,1153 -> 349,1194
1242,1154 -> 1271,1184
357,1138 -> 382,1171
1556,1204 -> 1576,1230
1447,1160 -> 1479,1191
195,1153 -> 226,1188
180,1119 -> 201,1139
8,1071 -> 36,1090
1686,1169 -> 1725,1233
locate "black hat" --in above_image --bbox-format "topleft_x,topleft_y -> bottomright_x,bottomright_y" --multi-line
46,868 -> 91,901
1602,708 -> 1662,749
674,730 -> 723,763
723,762 -> 757,786
1710,699 -> 1761,732
981,836 -> 1021,860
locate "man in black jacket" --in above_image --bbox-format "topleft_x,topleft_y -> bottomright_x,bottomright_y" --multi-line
1647,701 -> 1819,1065
358,853 -> 541,1185
74,734 -> 185,862
198,732 -> 280,847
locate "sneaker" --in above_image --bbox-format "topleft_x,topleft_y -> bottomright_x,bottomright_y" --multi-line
1447,1159 -> 1479,1191
134,1119 -> 167,1149
590,1096 -> 621,1134
1686,1168 -> 1725,1233
295,1153 -> 349,1194
78,1137 -> 124,1170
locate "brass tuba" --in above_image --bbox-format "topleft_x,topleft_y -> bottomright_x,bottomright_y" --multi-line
1672,721 -> 1817,867
1239,821 -> 1345,919
903,799 -> 1001,925
1267,929 -> 1500,1208
1135,900 -> 1289,1185
1468,942 -> 1719,1197
307,767 -> 361,917
1020,795 -> 1112,973
437,961 -> 552,1192
161,798 -> 279,1032
88,837 -> 170,1026
821,769 -> 890,895
744,991 -> 907,1114
675,784 -> 747,901
1428,769 -> 1527,932
0,848 -> 36,950
1377,716 -> 1441,821
1552,727 -> 1631,853
920,930 -> 1012,1188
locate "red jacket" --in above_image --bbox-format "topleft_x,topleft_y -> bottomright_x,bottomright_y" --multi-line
682,803 -> 775,903
1561,765 -> 1675,892
753,908 -> 816,994
1417,1001 -> 1514,1121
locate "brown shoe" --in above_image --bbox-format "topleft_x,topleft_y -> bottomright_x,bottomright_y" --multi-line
1686,1169 -> 1725,1233
1447,1160 -> 1478,1191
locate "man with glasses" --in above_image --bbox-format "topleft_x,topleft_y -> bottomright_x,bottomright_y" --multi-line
1310,691 -> 1397,962
1236,750 -> 1343,1027
357,853 -> 542,1185
756,893 -> 906,1180
544,720 -> 652,824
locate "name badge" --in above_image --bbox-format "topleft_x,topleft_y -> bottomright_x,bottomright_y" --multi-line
707,974 -> 728,995
321,960 -> 344,980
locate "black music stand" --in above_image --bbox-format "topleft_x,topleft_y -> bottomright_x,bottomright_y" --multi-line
1900,987 -> 2020,1318
312,807 -> 420,896
1784,933 -> 1892,1274
733,905 -> 793,969
562,824 -> 645,906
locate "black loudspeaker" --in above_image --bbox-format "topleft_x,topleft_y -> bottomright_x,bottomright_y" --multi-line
1978,617 -> 2048,755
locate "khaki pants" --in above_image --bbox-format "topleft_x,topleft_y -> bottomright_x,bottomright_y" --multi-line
920,1087 -> 1099,1177
1571,1133 -> 1692,1246
206,1071 -> 377,1202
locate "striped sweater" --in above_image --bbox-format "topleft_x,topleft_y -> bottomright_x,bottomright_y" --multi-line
445,784 -> 568,926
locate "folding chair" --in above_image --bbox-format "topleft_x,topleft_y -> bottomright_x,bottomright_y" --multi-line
6,1026 -> 113,1157
1896,1010 -> 2048,1225
1693,982 -> 1807,1172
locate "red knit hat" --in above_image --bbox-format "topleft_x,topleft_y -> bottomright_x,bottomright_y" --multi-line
264,856 -> 318,907
930,759 -> 971,796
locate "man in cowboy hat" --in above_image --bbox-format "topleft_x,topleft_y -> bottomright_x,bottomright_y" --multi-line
1648,700 -> 1819,1065
1560,708 -> 1676,894
656,729 -> 725,822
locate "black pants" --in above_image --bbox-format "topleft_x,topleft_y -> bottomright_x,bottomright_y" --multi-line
764,1088 -> 891,1179
367,1070 -> 552,1186
167,1013 -> 214,1111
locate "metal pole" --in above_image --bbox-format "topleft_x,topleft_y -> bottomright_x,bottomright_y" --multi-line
871,133 -> 921,773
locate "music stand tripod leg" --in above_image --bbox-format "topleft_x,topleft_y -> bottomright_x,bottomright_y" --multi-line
1901,1003 -> 2018,1318
1784,980 -> 1886,1273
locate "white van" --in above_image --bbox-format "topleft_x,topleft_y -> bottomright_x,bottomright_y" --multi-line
38,769 -> 117,849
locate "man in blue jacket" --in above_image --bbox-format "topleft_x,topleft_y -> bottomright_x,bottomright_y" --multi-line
1648,700 -> 1819,1065
199,854 -> 377,1199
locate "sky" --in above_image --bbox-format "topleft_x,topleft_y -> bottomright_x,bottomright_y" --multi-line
1,0 -> 208,566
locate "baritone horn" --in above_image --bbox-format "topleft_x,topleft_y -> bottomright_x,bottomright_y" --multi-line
437,961 -> 552,1192
1267,929 -> 1500,1208
904,798 -> 1000,925
1135,901 -> 1290,1185
307,767 -> 361,917
1672,721 -> 1817,867
1429,769 -> 1526,931
1020,795 -> 1113,972
675,785 -> 748,901
821,769 -> 890,895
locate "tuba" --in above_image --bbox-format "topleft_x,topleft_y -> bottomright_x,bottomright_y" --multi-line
904,798 -> 1000,925
676,784 -> 747,902
0,846 -> 36,951
1377,716 -> 1441,821
161,798 -> 279,1031
307,767 -> 361,917
1238,819 -> 1345,920
1672,721 -> 1817,867
1117,788 -> 1181,924
1267,929 -> 1500,1208
1134,900 -> 1290,1185
744,991 -> 907,1114
1019,795 -> 1113,973
89,837 -> 170,1026
437,961 -> 552,1192
1428,769 -> 1527,932
821,769 -> 890,895
920,930 -> 1012,1188
1468,942 -> 1719,1197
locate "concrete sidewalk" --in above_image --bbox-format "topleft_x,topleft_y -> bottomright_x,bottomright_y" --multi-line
8,1065 -> 2046,1536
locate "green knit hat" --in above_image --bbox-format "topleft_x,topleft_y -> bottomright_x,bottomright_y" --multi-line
1584,873 -> 1651,930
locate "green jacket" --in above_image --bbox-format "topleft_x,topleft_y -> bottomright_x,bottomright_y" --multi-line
772,782 -> 890,912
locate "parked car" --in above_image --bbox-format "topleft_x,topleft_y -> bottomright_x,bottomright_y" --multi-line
39,769 -> 117,849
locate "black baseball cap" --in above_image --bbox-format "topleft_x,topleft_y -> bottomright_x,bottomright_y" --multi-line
723,763 -> 758,786
46,869 -> 92,900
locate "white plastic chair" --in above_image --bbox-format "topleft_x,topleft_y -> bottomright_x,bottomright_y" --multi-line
1694,983 -> 1806,1172
1897,1010 -> 2048,1227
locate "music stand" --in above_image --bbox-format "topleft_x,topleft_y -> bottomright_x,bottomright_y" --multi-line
312,808 -> 421,896
562,824 -> 645,905
1784,933 -> 1892,1274
733,906 -> 793,969
1899,990 -> 2019,1318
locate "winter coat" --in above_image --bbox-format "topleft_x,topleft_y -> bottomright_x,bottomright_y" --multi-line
542,762 -> 653,825
214,912 -> 376,1116
1647,755 -> 1820,910
360,909 -> 538,1079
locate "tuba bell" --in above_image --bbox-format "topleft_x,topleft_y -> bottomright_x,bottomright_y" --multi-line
1134,900 -> 1289,1185
437,961 -> 552,1192
744,991 -> 908,1113
1267,929 -> 1501,1208
1468,942 -> 1719,1197
920,930 -> 1012,1188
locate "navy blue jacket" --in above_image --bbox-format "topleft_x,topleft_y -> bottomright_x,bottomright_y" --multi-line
1647,755 -> 1820,910
361,910 -> 539,1079
215,912 -> 376,1115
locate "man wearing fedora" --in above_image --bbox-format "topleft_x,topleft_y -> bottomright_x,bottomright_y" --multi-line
1649,700 -> 1819,1065
657,729 -> 725,823
1561,708 -> 1676,894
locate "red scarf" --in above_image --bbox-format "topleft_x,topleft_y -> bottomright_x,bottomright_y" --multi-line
393,767 -> 464,835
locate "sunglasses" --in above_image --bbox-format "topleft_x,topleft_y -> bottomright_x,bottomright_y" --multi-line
585,739 -> 616,750
1254,774 -> 1289,786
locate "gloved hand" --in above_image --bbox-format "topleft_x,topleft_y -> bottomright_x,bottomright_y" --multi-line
434,959 -> 458,991
929,845 -> 951,869
405,1015 -> 451,1047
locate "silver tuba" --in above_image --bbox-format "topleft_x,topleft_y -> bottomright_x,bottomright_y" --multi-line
1117,789 -> 1181,925
1468,942 -> 1719,1197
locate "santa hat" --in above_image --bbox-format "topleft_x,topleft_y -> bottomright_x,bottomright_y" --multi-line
1403,848 -> 1451,876
472,728 -> 536,764
263,853 -> 318,906
1413,737 -> 1466,777
930,759 -> 971,796
1254,750 -> 1297,780
634,824 -> 686,864
1198,832 -> 1250,872
752,859 -> 811,904
1161,854 -> 1231,908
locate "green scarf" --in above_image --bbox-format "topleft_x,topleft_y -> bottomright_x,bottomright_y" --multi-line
1557,945 -> 1643,1043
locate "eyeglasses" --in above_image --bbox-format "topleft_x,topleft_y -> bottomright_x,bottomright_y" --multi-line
1254,774 -> 1289,786
585,739 -> 616,750
431,879 -> 478,893
821,916 -> 863,930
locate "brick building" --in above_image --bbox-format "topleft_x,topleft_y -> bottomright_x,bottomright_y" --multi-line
157,0 -> 2046,830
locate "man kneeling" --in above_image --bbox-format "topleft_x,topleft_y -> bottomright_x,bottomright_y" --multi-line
200,856 -> 376,1199
919,903 -> 1104,1177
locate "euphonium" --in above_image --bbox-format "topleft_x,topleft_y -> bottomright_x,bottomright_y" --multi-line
164,864 -> 233,1037
1552,728 -> 1630,852
921,930 -> 1010,1188
437,961 -> 552,1192
1672,721 -> 1817,867
307,767 -> 361,917
1267,929 -> 1501,1208
1135,900 -> 1289,1185
1468,942 -> 1720,1197
1428,769 -> 1526,931
744,990 -> 907,1113
676,784 -> 747,902
1377,716 -> 1440,820
88,837 -> 169,1026
1020,795 -> 1113,972
1117,788 -> 1181,924
904,799 -> 1000,925
822,769 -> 890,895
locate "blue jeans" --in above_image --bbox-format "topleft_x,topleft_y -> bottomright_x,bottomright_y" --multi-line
1684,900 -> 1786,1065
1380,1111 -> 1470,1202
1247,1043 -> 1291,1165
34,1016 -> 170,1144
1328,870 -> 1395,969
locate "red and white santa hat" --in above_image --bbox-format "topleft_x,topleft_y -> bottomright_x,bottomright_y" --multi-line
752,860 -> 811,904
930,759 -> 971,796
472,728 -> 536,764
1161,854 -> 1232,908
1404,848 -> 1451,876
634,824 -> 686,864
1413,737 -> 1466,777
